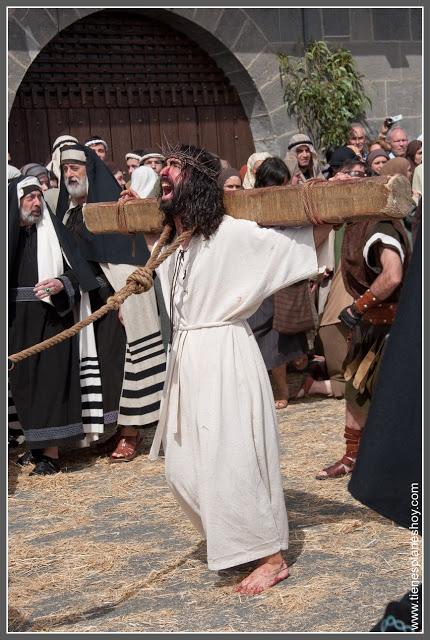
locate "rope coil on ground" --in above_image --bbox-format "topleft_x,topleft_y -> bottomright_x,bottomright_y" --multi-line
8,223 -> 194,368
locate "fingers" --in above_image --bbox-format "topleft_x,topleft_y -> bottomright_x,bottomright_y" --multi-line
119,188 -> 140,202
33,278 -> 64,298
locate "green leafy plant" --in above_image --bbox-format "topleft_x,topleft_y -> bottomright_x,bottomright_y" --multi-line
279,41 -> 371,156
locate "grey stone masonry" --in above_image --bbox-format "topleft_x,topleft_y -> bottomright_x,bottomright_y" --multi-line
9,7 -> 422,157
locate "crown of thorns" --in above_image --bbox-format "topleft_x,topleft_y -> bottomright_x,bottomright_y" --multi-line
161,142 -> 219,181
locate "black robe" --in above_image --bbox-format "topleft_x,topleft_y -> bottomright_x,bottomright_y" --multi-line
9,226 -> 84,450
65,204 -> 126,429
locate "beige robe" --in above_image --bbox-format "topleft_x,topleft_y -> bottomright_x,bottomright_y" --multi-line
150,215 -> 318,570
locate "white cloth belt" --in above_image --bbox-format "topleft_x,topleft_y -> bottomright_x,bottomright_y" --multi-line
175,319 -> 252,333
149,319 -> 250,460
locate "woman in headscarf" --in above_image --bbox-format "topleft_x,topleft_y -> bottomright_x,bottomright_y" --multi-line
366,149 -> 390,175
217,167 -> 242,191
242,152 -> 271,189
284,133 -> 324,185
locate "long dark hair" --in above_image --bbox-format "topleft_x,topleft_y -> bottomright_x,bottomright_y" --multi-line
254,157 -> 290,187
160,145 -> 225,240
406,139 -> 422,168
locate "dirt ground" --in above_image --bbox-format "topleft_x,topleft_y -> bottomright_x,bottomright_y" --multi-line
8,393 -> 412,633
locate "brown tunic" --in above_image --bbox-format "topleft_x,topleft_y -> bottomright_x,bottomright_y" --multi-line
341,219 -> 410,301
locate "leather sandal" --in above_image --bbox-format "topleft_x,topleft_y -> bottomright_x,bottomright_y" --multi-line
315,454 -> 355,480
109,432 -> 143,463
316,426 -> 361,480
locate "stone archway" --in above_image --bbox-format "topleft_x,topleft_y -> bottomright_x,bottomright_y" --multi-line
8,7 -> 296,157
9,9 -> 258,169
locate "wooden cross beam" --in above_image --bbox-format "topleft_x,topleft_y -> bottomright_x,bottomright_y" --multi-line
83,175 -> 413,235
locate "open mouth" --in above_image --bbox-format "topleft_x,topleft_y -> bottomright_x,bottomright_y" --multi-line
161,180 -> 174,200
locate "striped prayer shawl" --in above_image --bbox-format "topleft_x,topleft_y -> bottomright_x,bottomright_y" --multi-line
76,292 -> 117,447
120,331 -> 166,427
100,263 -> 166,429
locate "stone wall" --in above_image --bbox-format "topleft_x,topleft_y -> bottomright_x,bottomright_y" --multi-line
8,7 -> 422,156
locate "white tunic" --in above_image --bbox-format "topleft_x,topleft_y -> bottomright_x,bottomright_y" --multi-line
150,215 -> 318,570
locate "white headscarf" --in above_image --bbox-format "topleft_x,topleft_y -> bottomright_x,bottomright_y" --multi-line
242,152 -> 272,189
130,165 -> 159,198
8,165 -> 21,181
17,177 -> 64,306
284,134 -> 324,181
46,134 -> 79,182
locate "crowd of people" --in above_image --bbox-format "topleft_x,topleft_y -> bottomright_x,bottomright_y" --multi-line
8,116 -> 421,600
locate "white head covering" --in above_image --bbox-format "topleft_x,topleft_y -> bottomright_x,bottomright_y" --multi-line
8,165 -> 21,181
125,152 -> 143,163
17,177 -> 64,306
242,152 -> 271,189
284,134 -> 324,181
46,134 -> 79,182
85,137 -> 108,151
130,165 -> 159,198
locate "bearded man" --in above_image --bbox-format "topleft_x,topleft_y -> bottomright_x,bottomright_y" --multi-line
44,134 -> 79,214
145,144 -> 331,595
58,144 -> 166,460
8,176 -> 100,475
284,133 -> 325,185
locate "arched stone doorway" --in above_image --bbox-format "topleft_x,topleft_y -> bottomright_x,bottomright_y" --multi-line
9,9 -> 256,170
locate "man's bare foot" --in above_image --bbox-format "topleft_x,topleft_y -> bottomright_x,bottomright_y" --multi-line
234,552 -> 289,595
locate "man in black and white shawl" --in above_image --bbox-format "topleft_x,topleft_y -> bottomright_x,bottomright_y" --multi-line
8,176 -> 100,475
57,144 -> 166,462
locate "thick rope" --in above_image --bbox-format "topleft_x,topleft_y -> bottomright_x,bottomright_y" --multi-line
8,224 -> 194,368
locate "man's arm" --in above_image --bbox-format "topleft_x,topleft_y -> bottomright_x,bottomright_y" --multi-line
339,246 -> 403,329
369,246 -> 403,300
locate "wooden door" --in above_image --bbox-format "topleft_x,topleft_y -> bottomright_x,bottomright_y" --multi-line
9,9 -> 255,171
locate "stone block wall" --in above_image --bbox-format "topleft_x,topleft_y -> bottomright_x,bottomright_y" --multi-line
8,7 -> 422,157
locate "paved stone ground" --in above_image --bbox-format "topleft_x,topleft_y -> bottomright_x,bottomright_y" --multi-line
8,396 -> 412,633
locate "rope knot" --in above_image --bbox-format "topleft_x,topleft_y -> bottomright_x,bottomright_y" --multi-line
126,266 -> 154,294
302,178 -> 326,226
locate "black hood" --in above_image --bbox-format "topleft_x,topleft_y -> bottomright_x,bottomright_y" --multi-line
57,144 -> 150,265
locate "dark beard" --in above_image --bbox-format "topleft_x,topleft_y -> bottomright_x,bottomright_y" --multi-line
158,185 -> 184,219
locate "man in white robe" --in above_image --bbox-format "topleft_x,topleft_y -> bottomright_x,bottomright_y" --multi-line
147,145 -> 330,595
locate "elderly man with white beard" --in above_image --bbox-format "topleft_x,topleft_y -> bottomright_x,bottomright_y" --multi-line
57,144 -> 166,462
8,176 -> 100,475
